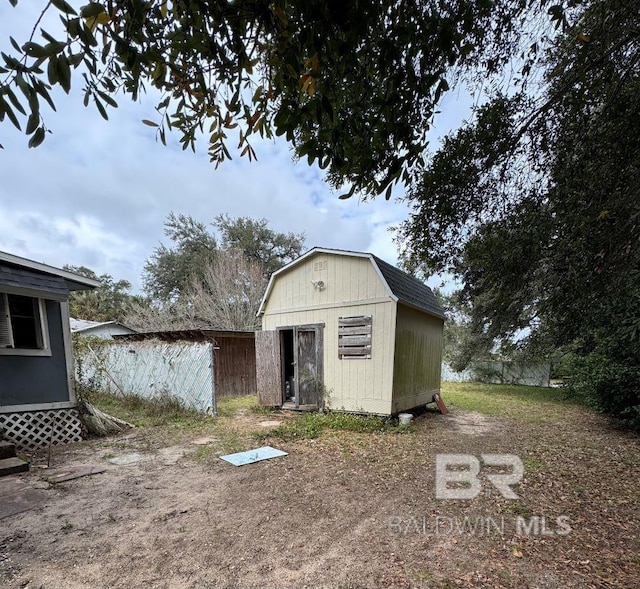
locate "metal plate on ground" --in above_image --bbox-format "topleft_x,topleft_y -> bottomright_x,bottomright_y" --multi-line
220,446 -> 287,466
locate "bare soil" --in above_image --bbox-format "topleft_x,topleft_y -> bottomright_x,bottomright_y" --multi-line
1,404 -> 638,589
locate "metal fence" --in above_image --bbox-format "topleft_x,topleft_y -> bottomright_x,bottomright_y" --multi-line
442,361 -> 551,387
76,341 -> 216,413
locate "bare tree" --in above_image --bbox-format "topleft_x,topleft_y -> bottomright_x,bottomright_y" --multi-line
189,249 -> 267,330
123,299 -> 195,333
125,249 -> 266,332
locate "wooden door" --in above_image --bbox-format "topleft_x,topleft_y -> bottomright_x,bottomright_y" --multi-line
255,330 -> 283,406
294,326 -> 323,408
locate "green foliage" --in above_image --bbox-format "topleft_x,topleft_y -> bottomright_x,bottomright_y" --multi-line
214,214 -> 304,277
255,411 -> 406,442
64,265 -> 143,322
433,288 -> 493,370
0,0 -> 569,196
398,0 -> 639,426
142,213 -> 304,303
143,213 -> 218,302
566,347 -> 640,432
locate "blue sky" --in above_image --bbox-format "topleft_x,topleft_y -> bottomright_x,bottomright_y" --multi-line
0,3 -> 470,293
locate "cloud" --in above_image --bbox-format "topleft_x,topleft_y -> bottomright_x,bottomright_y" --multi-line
0,3 -> 465,295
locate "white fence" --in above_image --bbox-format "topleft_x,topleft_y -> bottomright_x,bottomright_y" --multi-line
442,361 -> 551,387
77,341 -> 216,413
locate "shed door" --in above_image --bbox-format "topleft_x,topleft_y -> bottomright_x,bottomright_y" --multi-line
295,326 -> 323,408
255,330 -> 283,406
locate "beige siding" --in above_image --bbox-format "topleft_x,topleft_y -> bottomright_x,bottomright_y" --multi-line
264,254 -> 390,313
391,304 -> 444,413
262,253 -> 397,414
263,302 -> 396,414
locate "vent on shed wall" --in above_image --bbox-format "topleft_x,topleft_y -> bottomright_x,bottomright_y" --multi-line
313,259 -> 328,273
338,315 -> 372,359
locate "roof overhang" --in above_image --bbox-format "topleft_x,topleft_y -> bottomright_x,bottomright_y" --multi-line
0,250 -> 100,291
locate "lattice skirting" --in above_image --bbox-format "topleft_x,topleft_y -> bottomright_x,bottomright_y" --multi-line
0,408 -> 84,450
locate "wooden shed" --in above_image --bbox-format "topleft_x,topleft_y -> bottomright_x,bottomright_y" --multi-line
256,247 -> 445,415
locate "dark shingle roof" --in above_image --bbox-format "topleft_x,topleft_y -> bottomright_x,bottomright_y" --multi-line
0,250 -> 99,291
372,256 -> 445,320
0,264 -> 69,298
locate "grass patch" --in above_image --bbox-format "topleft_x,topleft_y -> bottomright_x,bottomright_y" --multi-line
441,381 -> 585,422
215,395 -> 264,417
255,411 -> 411,442
81,387 -> 211,430
84,391 -> 268,458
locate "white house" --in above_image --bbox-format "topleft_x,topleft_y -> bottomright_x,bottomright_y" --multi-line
70,318 -> 137,339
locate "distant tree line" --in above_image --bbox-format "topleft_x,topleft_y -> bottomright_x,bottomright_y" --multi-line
68,214 -> 304,331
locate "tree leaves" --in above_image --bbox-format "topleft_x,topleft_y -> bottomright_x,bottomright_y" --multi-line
398,0 -> 640,425
28,126 -> 45,148
0,0 -> 548,194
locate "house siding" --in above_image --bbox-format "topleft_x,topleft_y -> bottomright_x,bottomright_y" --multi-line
264,254 -> 390,313
391,303 -> 444,413
261,253 -> 397,414
0,299 -> 70,408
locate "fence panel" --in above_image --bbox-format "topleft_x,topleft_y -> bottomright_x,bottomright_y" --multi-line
77,341 -> 215,413
442,361 -> 551,387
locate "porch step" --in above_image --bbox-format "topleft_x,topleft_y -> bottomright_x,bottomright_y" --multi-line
0,456 -> 30,477
0,440 -> 18,460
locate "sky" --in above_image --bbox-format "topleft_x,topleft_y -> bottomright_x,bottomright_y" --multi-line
0,3 -> 470,294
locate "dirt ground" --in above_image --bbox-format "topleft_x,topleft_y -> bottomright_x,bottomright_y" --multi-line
1,401 -> 639,589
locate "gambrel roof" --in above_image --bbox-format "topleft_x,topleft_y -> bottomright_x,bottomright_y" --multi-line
371,255 -> 445,320
257,247 -> 445,319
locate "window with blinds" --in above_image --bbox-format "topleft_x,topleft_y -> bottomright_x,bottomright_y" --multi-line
0,293 -> 46,351
338,315 -> 372,359
0,293 -> 13,348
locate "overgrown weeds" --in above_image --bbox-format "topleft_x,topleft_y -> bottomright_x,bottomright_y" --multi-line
255,411 -> 412,442
80,386 -> 210,429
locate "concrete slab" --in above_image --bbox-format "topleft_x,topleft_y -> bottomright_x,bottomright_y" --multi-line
107,453 -> 146,466
0,477 -> 47,520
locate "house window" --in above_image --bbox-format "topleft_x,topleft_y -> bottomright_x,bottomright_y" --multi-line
338,315 -> 372,359
0,293 -> 49,355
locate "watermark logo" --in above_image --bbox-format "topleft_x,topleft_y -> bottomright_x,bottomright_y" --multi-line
388,514 -> 572,537
386,453 -> 571,537
435,454 -> 524,500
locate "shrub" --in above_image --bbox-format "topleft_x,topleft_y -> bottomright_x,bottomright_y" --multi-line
567,351 -> 640,432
